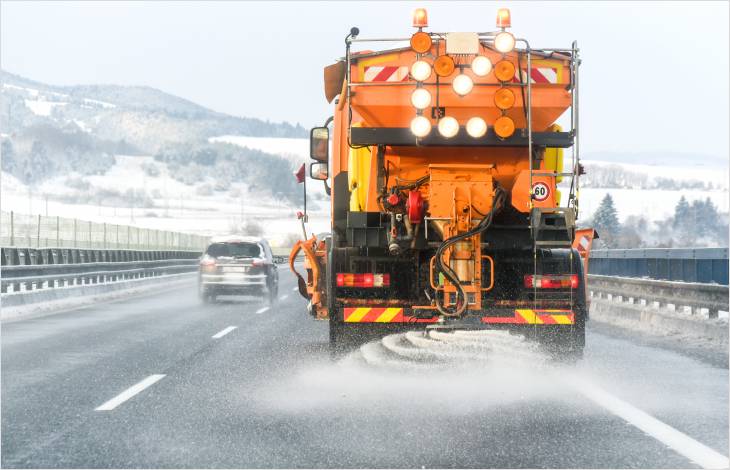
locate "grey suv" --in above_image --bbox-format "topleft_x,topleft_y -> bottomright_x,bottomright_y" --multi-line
198,236 -> 279,304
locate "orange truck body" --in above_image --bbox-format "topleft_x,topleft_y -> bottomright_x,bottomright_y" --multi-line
291,10 -> 595,356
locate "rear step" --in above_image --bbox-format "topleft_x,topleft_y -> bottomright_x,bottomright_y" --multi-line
530,208 -> 575,247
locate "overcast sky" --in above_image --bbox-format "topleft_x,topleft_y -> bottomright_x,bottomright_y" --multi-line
2,1 -> 728,159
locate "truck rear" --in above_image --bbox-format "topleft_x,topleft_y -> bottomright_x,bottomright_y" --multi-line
291,8 -> 596,358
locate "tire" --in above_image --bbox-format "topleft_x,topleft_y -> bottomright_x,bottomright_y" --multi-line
266,274 -> 279,306
199,283 -> 212,304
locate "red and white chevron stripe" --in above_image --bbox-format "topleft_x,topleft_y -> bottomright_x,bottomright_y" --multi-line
363,66 -> 409,82
513,67 -> 559,84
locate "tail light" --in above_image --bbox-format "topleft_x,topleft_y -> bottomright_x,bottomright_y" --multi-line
524,274 -> 579,289
252,259 -> 267,267
200,258 -> 217,273
336,273 -> 391,288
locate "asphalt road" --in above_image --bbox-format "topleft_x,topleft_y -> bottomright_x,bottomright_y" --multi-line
2,268 -> 728,468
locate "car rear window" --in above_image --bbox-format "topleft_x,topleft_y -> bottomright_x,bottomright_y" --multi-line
206,242 -> 261,258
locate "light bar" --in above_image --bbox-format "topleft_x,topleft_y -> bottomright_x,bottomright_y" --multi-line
337,273 -> 391,288
524,274 -> 579,289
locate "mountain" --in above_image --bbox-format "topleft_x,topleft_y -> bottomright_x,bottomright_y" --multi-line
0,69 -> 308,204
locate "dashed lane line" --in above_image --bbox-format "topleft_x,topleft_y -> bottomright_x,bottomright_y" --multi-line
95,374 -> 165,411
255,307 -> 270,314
211,326 -> 237,339
292,286 -> 298,291
570,377 -> 730,469
280,294 -> 289,300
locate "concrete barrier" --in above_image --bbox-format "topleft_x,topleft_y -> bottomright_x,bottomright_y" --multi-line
589,298 -> 729,344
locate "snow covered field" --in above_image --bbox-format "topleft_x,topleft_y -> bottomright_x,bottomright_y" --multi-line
574,159 -> 728,223
2,135 -> 726,246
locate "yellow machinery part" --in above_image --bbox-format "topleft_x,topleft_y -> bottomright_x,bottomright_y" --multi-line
347,125 -> 372,211
544,123 -> 564,183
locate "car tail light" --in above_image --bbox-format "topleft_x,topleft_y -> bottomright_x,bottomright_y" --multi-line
336,273 -> 391,288
524,274 -> 579,289
252,259 -> 266,267
200,258 -> 217,273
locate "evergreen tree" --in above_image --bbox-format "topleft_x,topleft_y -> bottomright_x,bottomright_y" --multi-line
673,196 -> 690,228
591,193 -> 621,248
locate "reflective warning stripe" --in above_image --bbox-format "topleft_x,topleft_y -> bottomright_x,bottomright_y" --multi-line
345,307 -> 372,322
363,66 -> 409,82
343,307 -> 438,323
482,309 -> 574,324
344,308 -> 574,324
513,67 -> 560,84
374,308 -> 403,323
344,307 -> 405,322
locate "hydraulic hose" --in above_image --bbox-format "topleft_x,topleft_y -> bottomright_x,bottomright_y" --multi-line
434,185 -> 506,317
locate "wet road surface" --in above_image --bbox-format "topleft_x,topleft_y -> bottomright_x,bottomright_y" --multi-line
2,269 -> 728,468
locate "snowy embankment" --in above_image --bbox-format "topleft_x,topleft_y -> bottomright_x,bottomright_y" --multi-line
1,136 -> 330,247
565,159 -> 728,224
1,273 -> 195,322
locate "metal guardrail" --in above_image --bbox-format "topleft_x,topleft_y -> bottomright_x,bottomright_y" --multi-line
0,211 -> 209,251
588,274 -> 729,319
590,248 -> 729,286
1,247 -> 201,294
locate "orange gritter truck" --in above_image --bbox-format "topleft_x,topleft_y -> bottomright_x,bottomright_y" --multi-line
291,8 -> 596,358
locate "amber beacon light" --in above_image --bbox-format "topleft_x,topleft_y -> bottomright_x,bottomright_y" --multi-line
496,8 -> 511,28
412,8 -> 428,28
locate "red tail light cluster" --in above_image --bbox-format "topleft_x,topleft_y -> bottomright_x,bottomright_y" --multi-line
336,273 -> 391,288
524,274 -> 579,289
200,258 -> 217,273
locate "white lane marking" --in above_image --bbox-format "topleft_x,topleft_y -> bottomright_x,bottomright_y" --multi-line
95,374 -> 165,411
571,378 -> 730,469
255,306 -> 270,314
280,294 -> 289,300
211,326 -> 237,339
292,286 -> 298,291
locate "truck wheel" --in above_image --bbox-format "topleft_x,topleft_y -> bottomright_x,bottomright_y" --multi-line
552,307 -> 586,362
329,319 -> 345,354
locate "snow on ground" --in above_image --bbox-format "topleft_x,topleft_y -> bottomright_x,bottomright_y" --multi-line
573,158 -> 728,223
209,135 -> 309,165
0,154 -> 328,248
569,188 -> 729,224
584,159 -> 729,189
2,83 -> 39,97
72,119 -> 90,133
24,98 -> 67,116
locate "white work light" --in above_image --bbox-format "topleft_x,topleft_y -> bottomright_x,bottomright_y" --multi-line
452,74 -> 473,96
437,116 -> 459,138
410,115 -> 432,137
466,117 -> 488,138
494,31 -> 515,54
471,56 -> 492,77
410,88 -> 432,110
410,61 -> 432,81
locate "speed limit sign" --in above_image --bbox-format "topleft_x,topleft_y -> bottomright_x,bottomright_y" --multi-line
532,182 -> 550,202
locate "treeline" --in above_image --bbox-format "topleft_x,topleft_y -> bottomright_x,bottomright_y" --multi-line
0,124 -> 133,184
154,141 -> 302,205
580,163 -> 717,191
589,194 -> 728,249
